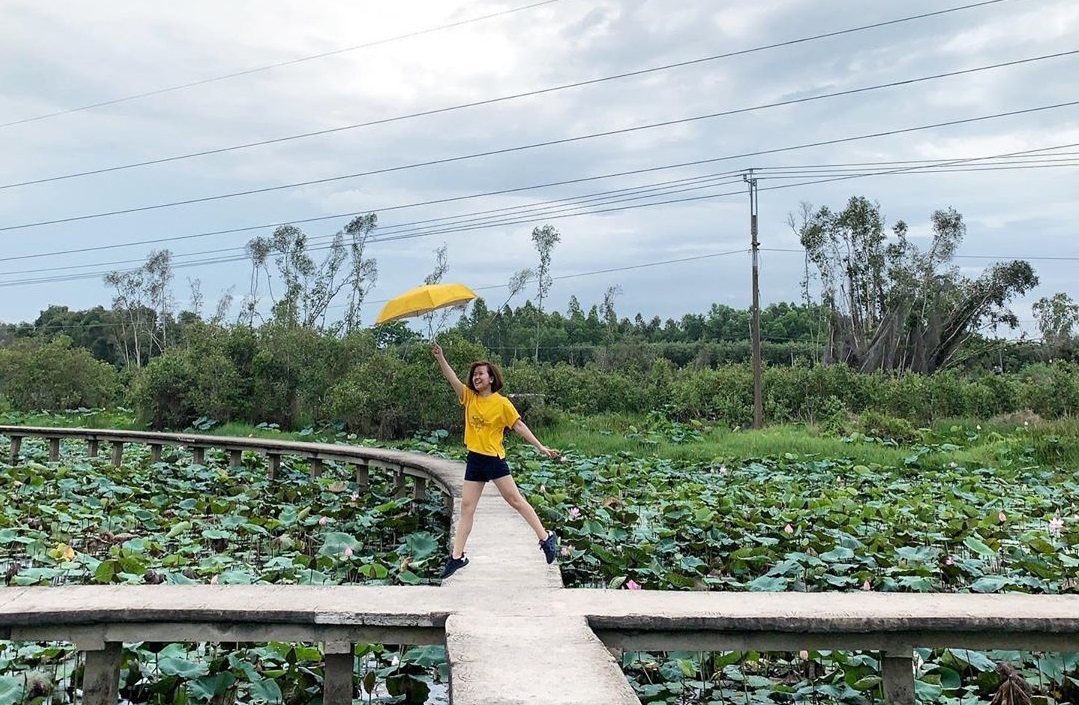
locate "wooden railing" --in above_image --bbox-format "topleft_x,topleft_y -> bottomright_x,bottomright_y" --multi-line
0,425 -> 461,511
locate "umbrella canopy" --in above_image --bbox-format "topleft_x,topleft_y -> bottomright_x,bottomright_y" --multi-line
375,282 -> 478,324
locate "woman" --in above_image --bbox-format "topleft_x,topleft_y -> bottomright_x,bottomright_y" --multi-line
432,342 -> 560,579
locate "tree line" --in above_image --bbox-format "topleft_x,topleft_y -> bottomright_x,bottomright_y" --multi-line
1,195 -> 1077,432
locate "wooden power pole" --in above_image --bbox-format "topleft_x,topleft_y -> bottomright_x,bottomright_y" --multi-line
744,171 -> 764,429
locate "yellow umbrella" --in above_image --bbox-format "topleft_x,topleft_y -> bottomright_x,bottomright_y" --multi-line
375,282 -> 478,324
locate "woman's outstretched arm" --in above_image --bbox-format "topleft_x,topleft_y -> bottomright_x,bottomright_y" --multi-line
511,418 -> 559,458
432,342 -> 465,399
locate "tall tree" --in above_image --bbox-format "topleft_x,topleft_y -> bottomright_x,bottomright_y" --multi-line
530,224 -> 561,361
243,214 -> 378,333
793,197 -> 1037,373
1032,292 -> 1079,357
103,249 -> 174,367
421,244 -> 452,338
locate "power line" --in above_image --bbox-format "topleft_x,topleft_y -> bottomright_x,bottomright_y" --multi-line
5,143 -> 1076,266
0,0 -> 1025,189
1,141 -> 1076,280
0,0 -> 565,129
761,248 -> 1079,262
0,173 -> 749,277
4,83 -> 1078,235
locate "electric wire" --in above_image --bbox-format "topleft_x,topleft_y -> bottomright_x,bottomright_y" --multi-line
0,0 -> 1033,189
0,0 -> 565,129
5,143 -> 1077,266
3,56 -> 1077,232
1,142 -> 1076,279
2,161 -> 1074,288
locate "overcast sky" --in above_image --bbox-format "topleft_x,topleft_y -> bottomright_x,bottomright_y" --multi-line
1,0 -> 1077,340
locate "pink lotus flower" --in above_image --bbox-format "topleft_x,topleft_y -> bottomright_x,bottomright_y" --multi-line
944,555 -> 954,566
862,579 -> 871,591
799,650 -> 810,660
784,523 -> 794,534
998,511 -> 1007,523
625,580 -> 642,590
319,516 -> 328,526
561,546 -> 571,557
344,547 -> 354,558
210,575 -> 219,585
350,492 -> 360,501
1048,517 -> 1064,537
568,507 -> 581,520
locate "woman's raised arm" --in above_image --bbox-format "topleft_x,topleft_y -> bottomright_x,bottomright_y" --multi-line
432,342 -> 465,399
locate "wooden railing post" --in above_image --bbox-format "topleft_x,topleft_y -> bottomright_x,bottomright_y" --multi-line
87,438 -> 100,457
81,641 -> 122,705
110,442 -> 124,467
191,447 -> 205,465
354,462 -> 369,491
48,437 -> 61,462
268,453 -> 281,481
323,642 -> 354,705
394,471 -> 407,499
413,476 -> 427,502
309,457 -> 323,478
150,444 -> 163,464
9,435 -> 22,465
229,449 -> 243,469
881,652 -> 915,705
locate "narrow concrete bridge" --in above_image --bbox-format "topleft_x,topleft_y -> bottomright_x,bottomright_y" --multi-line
1,427 -> 1077,704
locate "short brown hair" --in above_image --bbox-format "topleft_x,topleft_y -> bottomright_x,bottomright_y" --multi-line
467,360 -> 504,393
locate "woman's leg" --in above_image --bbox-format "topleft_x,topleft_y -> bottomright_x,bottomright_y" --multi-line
491,474 -> 548,541
452,480 -> 485,558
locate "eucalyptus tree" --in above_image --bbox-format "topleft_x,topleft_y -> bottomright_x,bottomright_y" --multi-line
103,249 -> 174,367
530,224 -> 561,361
420,244 -> 457,338
1033,292 -> 1079,360
1033,292 -> 1079,345
242,214 -> 378,333
793,196 -> 1037,373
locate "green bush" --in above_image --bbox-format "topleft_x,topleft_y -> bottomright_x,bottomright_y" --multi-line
0,336 -> 118,410
857,409 -> 918,444
129,346 -> 242,429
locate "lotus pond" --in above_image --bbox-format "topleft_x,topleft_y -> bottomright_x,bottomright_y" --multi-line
1,423 -> 1078,704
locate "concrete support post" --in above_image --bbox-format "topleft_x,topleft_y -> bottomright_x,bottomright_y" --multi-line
444,492 -> 454,517
323,642 -> 354,705
82,642 -> 122,705
413,476 -> 427,502
230,449 -> 243,469
87,439 -> 100,457
268,454 -> 281,481
191,447 -> 205,465
9,435 -> 22,465
882,653 -> 915,705
48,437 -> 61,462
110,442 -> 124,467
151,444 -> 163,464
394,472 -> 407,499
309,457 -> 323,478
354,463 -> 369,491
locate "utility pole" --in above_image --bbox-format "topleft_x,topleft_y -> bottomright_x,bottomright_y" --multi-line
744,170 -> 764,429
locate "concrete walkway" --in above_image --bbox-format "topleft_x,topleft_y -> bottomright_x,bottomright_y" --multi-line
439,482 -> 640,704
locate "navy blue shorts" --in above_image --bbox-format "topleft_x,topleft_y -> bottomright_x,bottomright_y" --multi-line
464,451 -> 511,482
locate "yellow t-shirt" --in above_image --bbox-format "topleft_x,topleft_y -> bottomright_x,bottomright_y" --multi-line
460,387 -> 520,458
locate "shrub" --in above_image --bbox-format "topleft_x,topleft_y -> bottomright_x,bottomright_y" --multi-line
0,336 -> 118,410
857,410 -> 918,444
129,346 -> 242,429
